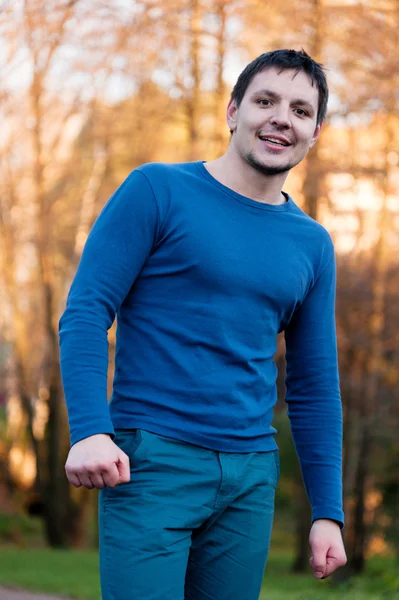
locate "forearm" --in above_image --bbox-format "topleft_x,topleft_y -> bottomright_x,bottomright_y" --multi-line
59,305 -> 115,446
288,394 -> 344,527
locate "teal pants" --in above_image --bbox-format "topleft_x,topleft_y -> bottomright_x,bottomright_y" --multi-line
99,429 -> 279,600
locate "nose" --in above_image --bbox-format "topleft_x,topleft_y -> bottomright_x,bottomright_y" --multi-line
269,104 -> 291,129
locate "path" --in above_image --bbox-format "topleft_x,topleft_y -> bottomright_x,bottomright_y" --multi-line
0,588 -> 70,600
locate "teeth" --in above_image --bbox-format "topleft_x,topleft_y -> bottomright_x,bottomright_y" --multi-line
263,138 -> 286,146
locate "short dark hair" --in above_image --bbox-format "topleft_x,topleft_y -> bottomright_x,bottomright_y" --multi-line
230,49 -> 329,125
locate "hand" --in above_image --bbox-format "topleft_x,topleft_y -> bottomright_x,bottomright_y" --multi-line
65,434 -> 130,489
309,519 -> 347,579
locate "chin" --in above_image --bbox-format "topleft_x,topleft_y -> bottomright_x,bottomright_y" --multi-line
246,152 -> 295,176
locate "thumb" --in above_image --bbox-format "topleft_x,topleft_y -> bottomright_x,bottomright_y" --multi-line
116,452 -> 130,483
310,550 -> 327,579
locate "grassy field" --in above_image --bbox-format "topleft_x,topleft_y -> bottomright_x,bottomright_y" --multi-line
0,547 -> 398,600
0,512 -> 397,599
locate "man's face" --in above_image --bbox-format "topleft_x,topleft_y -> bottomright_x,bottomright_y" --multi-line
227,68 -> 322,176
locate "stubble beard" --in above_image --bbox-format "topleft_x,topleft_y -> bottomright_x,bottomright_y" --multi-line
245,149 -> 299,177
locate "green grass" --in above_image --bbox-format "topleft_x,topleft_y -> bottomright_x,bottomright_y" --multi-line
0,548 -> 101,599
261,554 -> 399,599
0,548 -> 397,599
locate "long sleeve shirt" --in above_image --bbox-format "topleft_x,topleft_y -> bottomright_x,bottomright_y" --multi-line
59,160 -> 344,526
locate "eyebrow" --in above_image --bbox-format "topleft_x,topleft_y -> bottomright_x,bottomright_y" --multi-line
250,89 -> 315,112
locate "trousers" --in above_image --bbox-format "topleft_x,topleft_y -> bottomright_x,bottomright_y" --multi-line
99,429 -> 279,600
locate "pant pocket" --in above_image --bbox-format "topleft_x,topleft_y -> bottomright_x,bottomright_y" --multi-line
114,428 -> 144,465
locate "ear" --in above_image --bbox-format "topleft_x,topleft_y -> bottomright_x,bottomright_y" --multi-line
309,122 -> 323,149
226,98 -> 238,133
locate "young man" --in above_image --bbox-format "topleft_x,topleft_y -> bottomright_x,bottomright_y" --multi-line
60,49 -> 347,600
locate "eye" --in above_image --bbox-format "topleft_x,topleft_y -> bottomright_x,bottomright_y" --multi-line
256,99 -> 272,106
294,108 -> 309,117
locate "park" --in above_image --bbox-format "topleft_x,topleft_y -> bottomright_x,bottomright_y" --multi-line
0,1 -> 398,598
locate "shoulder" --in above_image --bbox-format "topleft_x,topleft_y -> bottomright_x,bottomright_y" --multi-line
135,161 -> 197,186
288,199 -> 335,276
289,200 -> 332,240
130,161 -> 199,224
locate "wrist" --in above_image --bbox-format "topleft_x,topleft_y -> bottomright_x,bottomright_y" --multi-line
313,518 -> 341,528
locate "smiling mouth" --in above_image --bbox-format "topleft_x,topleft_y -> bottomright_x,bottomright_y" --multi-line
259,136 -> 291,147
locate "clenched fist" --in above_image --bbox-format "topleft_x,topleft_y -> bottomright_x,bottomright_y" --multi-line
65,434 -> 130,489
309,519 -> 347,579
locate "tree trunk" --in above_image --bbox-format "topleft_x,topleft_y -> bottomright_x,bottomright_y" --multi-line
349,424 -> 369,572
347,116 -> 392,573
186,0 -> 201,160
214,0 -> 227,157
302,144 -> 322,221
65,488 -> 93,549
292,472 -> 312,572
29,28 -> 80,545
0,166 -> 44,494
301,0 -> 323,222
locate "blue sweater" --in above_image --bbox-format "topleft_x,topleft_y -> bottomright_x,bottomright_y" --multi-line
59,160 -> 343,526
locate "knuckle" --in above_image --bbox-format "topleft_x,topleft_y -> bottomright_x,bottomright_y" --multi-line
66,466 -> 78,478
98,463 -> 110,472
86,462 -> 105,475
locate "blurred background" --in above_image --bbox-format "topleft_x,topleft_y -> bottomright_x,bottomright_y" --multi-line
0,1 -> 398,599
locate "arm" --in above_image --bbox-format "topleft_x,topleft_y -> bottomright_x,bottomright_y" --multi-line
284,247 -> 346,576
59,169 -> 159,447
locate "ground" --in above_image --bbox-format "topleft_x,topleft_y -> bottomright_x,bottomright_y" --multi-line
0,588 -> 67,600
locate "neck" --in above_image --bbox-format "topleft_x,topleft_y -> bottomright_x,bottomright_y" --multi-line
205,146 -> 289,206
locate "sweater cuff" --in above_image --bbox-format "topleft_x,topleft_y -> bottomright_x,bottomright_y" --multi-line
312,508 -> 344,530
70,419 -> 115,447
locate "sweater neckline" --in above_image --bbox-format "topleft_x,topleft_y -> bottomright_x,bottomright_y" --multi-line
195,160 -> 294,212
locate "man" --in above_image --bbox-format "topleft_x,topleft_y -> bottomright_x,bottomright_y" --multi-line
59,48 -> 347,600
